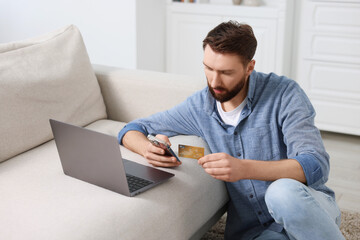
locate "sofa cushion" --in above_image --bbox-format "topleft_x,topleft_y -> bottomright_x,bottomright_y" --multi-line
0,119 -> 228,240
0,25 -> 107,163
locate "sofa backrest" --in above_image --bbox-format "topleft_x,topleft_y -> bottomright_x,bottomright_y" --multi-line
0,25 -> 107,163
94,65 -> 207,123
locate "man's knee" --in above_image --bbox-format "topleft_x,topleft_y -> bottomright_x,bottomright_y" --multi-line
265,178 -> 305,206
265,178 -> 308,223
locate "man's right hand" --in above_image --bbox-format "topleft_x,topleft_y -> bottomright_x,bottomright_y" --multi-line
122,131 -> 181,168
143,134 -> 181,167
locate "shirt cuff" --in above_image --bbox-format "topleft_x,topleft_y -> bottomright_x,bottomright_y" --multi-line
293,154 -> 323,186
118,123 -> 148,145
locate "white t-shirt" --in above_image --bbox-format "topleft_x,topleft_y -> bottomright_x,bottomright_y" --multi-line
216,98 -> 247,126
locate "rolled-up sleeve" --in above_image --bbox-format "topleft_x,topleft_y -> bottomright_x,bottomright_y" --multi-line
279,81 -> 329,186
118,123 -> 148,144
118,91 -> 204,145
292,154 -> 323,186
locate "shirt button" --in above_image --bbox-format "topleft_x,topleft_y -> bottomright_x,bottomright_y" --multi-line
234,132 -> 238,135
237,153 -> 241,157
249,194 -> 254,198
258,211 -> 262,215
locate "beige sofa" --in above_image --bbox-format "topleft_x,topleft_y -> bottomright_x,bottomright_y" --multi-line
0,25 -> 228,239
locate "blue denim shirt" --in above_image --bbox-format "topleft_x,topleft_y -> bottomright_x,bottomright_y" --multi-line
118,70 -> 334,239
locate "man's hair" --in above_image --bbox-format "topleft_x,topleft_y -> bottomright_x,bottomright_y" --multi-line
203,21 -> 257,65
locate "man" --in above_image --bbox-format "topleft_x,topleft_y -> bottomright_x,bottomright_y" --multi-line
118,21 -> 344,240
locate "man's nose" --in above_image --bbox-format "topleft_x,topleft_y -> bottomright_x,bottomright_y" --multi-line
210,72 -> 221,88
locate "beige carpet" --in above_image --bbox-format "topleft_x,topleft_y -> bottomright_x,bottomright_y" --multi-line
202,210 -> 360,240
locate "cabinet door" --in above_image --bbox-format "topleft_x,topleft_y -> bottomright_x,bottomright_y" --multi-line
166,13 -> 222,76
296,0 -> 360,135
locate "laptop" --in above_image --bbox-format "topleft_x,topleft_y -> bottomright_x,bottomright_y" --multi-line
50,119 -> 174,197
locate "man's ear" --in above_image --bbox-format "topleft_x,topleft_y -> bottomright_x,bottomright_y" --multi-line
246,60 -> 255,75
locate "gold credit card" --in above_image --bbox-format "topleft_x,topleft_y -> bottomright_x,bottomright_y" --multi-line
178,144 -> 205,159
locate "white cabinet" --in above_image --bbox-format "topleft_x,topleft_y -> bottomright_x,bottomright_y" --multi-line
166,0 -> 295,77
167,12 -> 222,76
295,0 -> 360,135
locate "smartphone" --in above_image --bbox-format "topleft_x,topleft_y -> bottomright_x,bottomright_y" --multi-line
147,135 -> 181,162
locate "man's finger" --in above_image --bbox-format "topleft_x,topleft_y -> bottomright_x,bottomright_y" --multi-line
145,150 -> 178,163
148,159 -> 181,168
155,134 -> 171,146
204,167 -> 230,176
198,153 -> 226,165
202,159 -> 229,168
148,143 -> 165,155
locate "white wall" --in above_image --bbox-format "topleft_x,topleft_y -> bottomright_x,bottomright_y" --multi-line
136,0 -> 166,71
289,0 -> 302,81
0,0 -> 137,69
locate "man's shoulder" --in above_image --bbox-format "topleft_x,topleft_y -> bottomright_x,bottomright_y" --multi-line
255,71 -> 294,85
249,71 -> 305,105
254,71 -> 300,93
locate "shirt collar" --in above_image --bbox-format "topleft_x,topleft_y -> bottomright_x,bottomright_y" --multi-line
204,88 -> 216,116
247,70 -> 257,105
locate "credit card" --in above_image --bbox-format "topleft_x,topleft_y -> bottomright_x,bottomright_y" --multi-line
178,144 -> 205,159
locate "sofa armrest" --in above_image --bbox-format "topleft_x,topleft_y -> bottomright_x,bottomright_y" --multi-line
93,64 -> 206,123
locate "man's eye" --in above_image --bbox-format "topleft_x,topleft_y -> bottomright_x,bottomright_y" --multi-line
222,71 -> 232,75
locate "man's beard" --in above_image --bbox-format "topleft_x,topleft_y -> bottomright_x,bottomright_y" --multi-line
208,75 -> 247,103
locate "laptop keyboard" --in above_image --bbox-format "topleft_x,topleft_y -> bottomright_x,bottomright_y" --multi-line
126,174 -> 153,193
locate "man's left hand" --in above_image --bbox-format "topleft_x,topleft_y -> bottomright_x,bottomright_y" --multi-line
198,153 -> 245,182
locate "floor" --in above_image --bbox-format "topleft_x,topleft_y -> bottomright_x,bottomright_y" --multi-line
321,131 -> 360,213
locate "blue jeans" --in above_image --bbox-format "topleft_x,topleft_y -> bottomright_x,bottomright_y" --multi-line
254,178 -> 344,240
